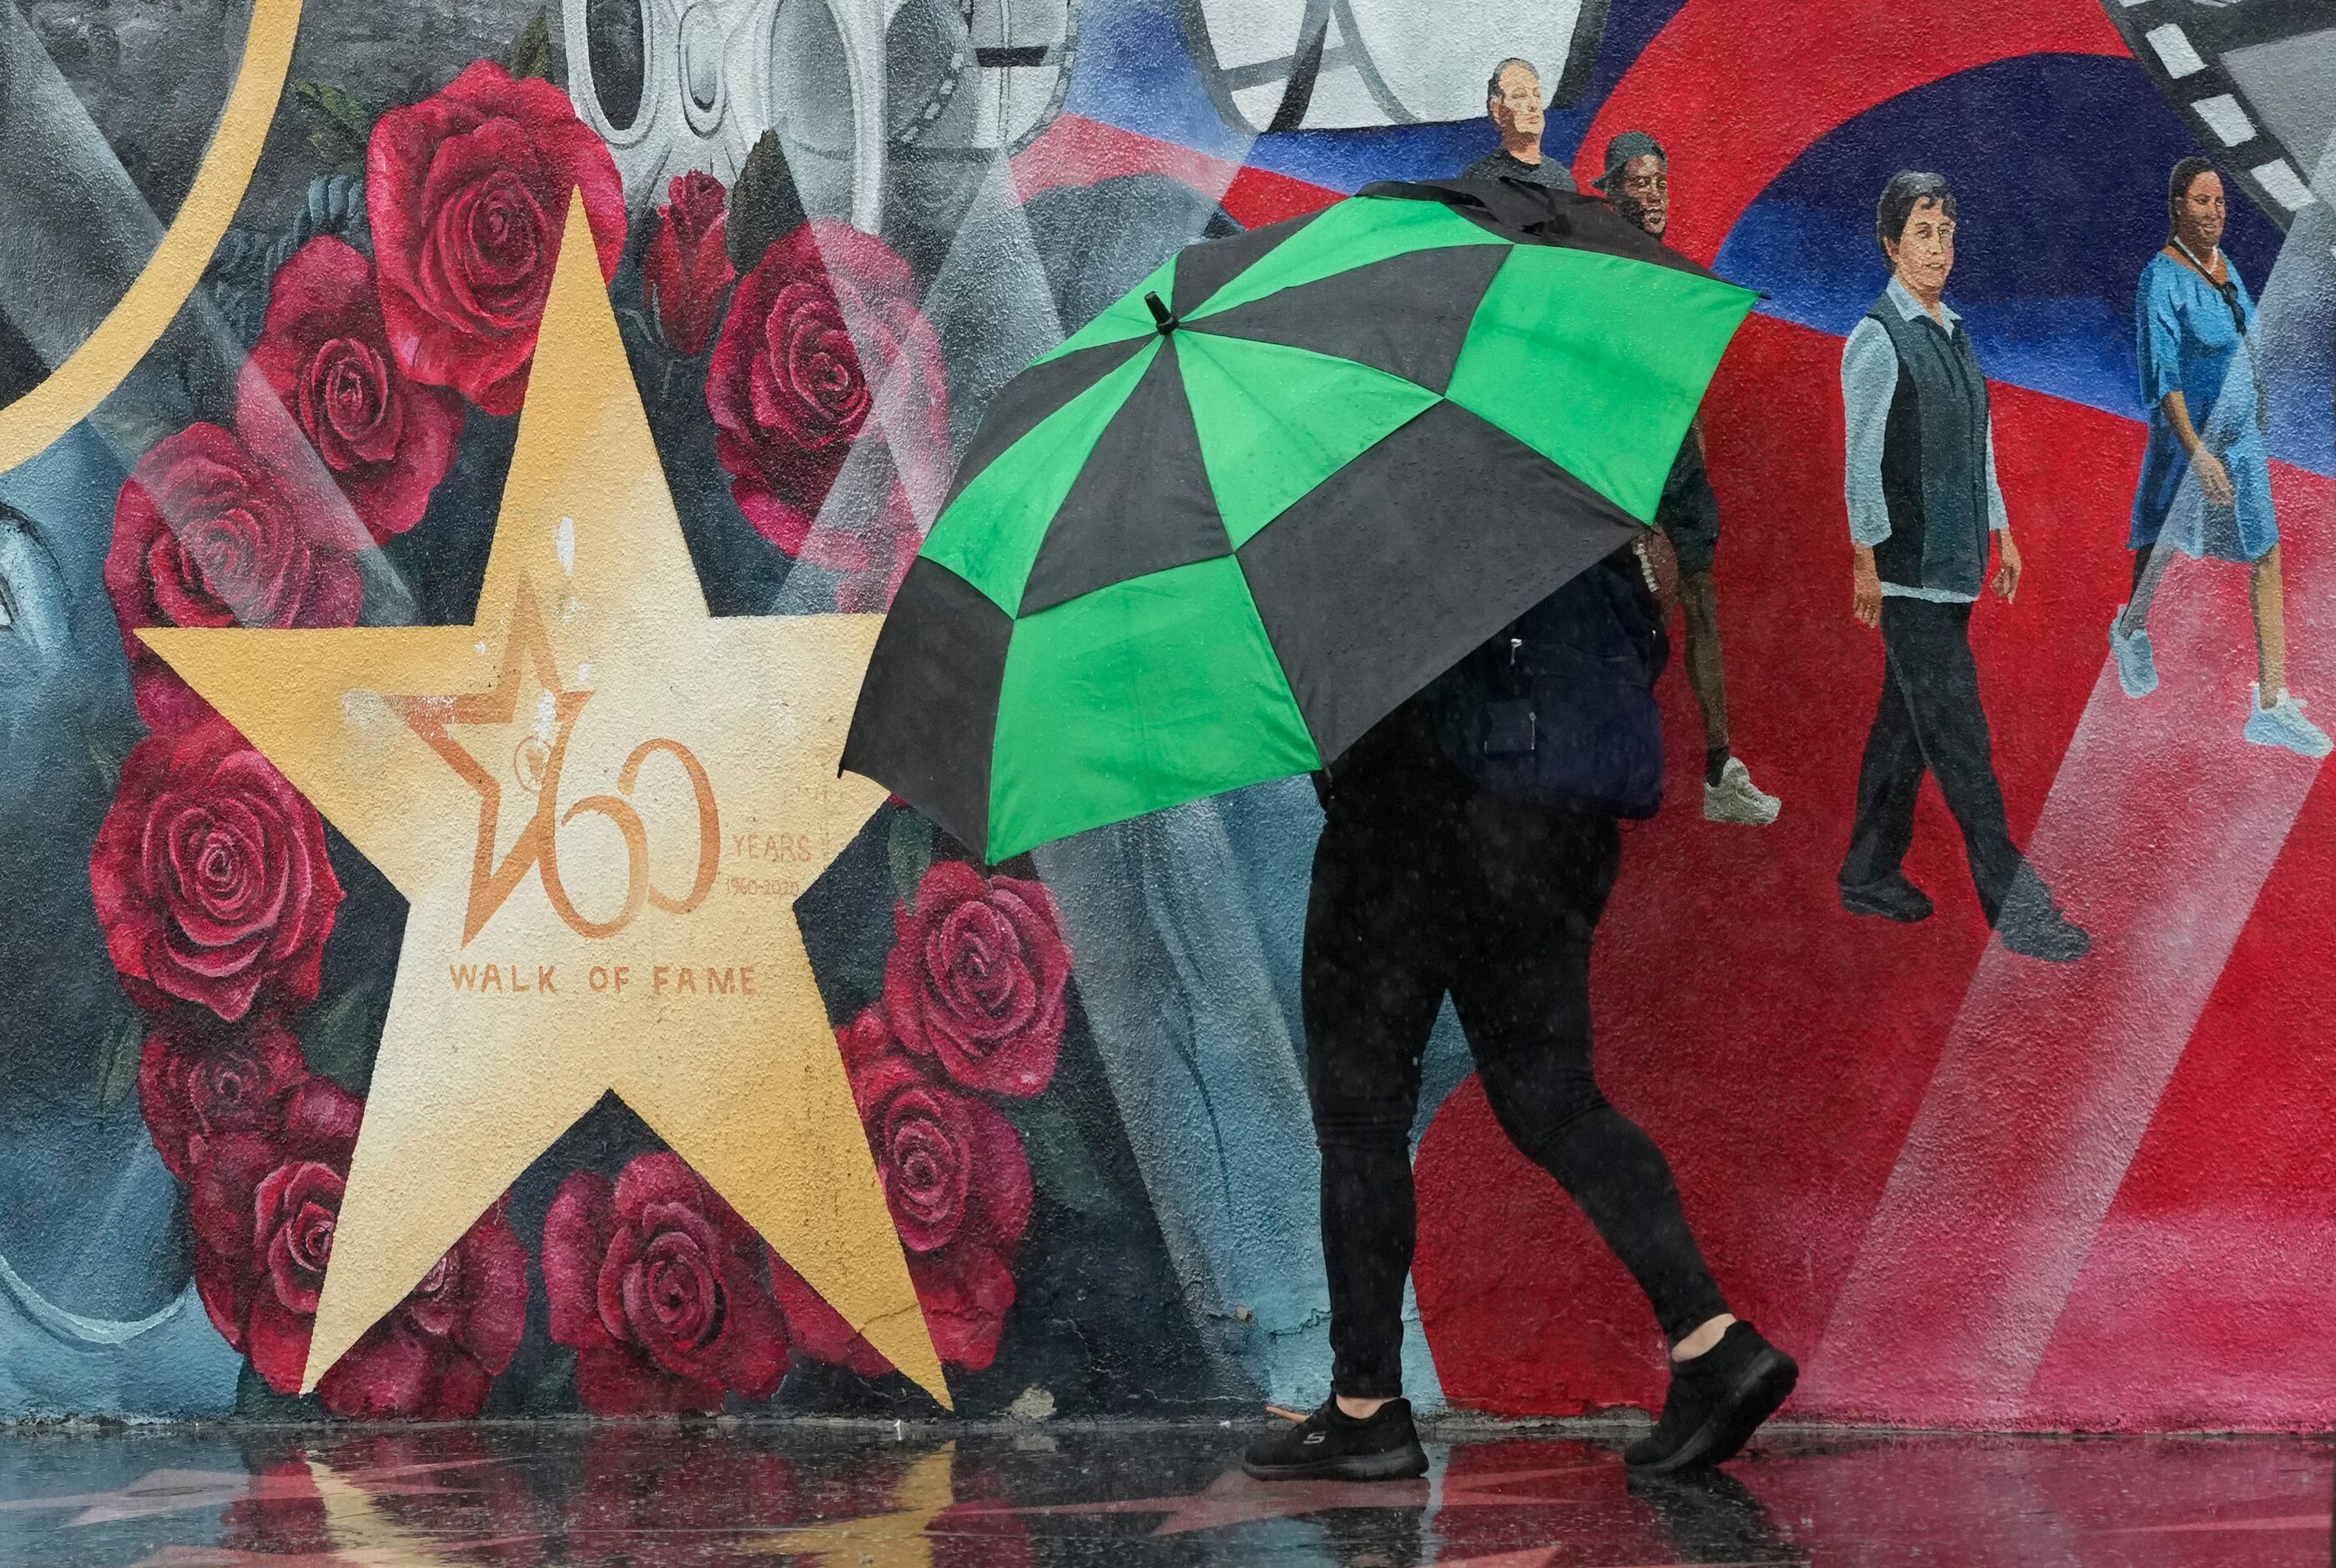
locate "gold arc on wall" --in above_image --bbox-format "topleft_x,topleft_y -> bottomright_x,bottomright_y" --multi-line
0,0 -> 305,473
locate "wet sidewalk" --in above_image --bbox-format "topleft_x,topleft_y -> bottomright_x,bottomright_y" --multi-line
0,1418 -> 2327,1566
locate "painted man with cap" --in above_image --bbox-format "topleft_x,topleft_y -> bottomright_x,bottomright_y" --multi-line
1464,58 -> 1578,191
1598,131 -> 1782,826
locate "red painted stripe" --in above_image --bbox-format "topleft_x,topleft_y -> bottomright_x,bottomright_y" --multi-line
1009,114 -> 1342,229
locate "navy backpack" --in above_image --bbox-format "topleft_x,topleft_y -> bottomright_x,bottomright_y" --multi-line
1423,546 -> 1669,818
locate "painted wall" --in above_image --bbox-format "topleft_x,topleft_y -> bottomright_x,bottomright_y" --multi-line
0,0 -> 2331,1430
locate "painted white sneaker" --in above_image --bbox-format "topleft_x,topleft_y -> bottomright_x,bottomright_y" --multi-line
1703,756 -> 1781,825
2244,688 -> 2333,759
2109,605 -> 2158,698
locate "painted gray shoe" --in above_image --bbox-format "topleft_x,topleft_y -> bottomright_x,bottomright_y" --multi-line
2109,606 -> 2158,698
1703,757 -> 1781,826
1996,867 -> 2090,964
2245,689 -> 2332,759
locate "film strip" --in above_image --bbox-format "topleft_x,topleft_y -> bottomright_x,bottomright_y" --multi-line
888,0 -> 1080,154
2097,0 -> 2333,228
1178,0 -> 1608,138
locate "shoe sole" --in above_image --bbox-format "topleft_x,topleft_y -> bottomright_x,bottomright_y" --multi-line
2001,935 -> 2091,963
1625,1350 -> 1798,1476
1704,802 -> 1781,826
2245,729 -> 2333,760
1241,1441 -> 1429,1483
1838,891 -> 1930,923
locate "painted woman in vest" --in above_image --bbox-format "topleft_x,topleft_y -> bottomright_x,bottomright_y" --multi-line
2106,159 -> 2328,756
1837,172 -> 2090,963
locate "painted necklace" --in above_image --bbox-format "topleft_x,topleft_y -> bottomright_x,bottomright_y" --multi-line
2172,235 -> 2223,281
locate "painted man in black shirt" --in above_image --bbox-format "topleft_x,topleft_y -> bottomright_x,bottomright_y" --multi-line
1463,58 -> 1578,192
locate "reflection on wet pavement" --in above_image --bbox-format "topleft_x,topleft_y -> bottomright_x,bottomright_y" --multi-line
0,1420 -> 2326,1565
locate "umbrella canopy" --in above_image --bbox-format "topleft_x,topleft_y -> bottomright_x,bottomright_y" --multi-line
844,179 -> 1757,862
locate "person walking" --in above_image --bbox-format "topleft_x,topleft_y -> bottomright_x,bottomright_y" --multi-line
1463,58 -> 1577,192
1242,537 -> 1798,1485
1837,172 -> 2090,962
1596,130 -> 1782,826
2106,159 -> 2327,756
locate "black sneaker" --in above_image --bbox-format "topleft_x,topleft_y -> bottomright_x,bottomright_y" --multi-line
1624,1323 -> 1797,1475
1241,1399 -> 1428,1482
1839,874 -> 1933,922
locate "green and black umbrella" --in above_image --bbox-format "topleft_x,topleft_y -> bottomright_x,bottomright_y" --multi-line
844,179 -> 1757,862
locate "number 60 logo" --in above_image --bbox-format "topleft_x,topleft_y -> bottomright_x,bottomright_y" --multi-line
389,589 -> 722,945
437,696 -> 721,945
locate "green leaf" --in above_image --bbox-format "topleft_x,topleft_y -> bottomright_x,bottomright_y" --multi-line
520,1346 -> 580,1414
306,131 -> 364,180
234,1360 -> 319,1419
826,940 -> 888,1014
84,726 -> 132,797
1004,1096 -> 1127,1222
505,11 -> 554,83
291,80 -> 372,150
887,812 -> 934,913
93,1004 -> 145,1113
301,983 -> 387,1095
726,130 -> 806,275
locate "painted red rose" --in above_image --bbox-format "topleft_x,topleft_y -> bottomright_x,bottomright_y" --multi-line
189,1079 -> 359,1368
543,1153 -> 788,1414
90,716 -> 344,1024
138,1016 -> 311,1183
237,236 -> 464,545
366,59 -> 625,415
705,221 -> 949,560
189,1080 -> 527,1417
104,422 -> 362,729
776,1012 -> 1032,1373
318,1208 -> 529,1420
645,170 -> 736,357
884,862 -> 1070,1098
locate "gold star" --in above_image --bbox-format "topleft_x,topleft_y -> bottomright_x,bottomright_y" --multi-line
141,190 -> 945,1403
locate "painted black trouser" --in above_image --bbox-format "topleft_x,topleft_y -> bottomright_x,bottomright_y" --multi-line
1840,595 -> 2025,920
1302,737 -> 1731,1399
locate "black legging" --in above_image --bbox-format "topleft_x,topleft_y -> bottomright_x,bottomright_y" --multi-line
1302,710 -> 1730,1399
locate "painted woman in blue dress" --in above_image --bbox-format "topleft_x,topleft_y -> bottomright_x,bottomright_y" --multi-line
2107,159 -> 2328,756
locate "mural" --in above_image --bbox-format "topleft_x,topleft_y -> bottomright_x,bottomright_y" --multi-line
0,0 -> 2331,1437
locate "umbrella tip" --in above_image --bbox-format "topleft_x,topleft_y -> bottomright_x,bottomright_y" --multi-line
1144,291 -> 1176,334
